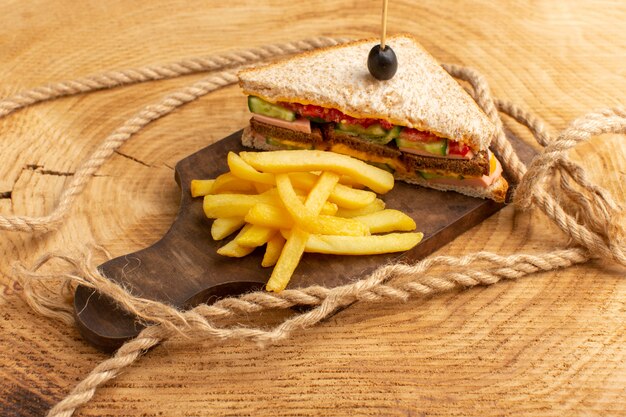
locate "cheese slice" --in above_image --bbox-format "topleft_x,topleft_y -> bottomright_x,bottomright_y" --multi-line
329,144 -> 406,174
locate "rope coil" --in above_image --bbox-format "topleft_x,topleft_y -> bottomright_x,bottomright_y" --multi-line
1,37 -> 623,417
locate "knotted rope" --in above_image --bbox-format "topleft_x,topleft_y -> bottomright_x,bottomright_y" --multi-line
0,37 -> 347,233
1,37 -> 623,417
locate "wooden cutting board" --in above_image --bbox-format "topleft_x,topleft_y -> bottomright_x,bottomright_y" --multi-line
74,130 -> 535,351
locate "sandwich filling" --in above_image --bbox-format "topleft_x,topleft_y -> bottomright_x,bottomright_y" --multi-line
247,95 -> 503,190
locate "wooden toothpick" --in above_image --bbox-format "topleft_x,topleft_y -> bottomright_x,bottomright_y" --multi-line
381,0 -> 389,49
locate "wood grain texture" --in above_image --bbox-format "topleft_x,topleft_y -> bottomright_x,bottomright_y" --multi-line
0,1 -> 624,416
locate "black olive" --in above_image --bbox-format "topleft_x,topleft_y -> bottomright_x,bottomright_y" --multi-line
367,44 -> 398,80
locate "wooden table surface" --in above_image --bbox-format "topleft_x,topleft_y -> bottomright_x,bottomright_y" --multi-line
1,1 -> 624,416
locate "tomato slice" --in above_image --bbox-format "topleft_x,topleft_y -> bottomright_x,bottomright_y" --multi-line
399,128 -> 441,143
280,102 -> 394,129
378,119 -> 394,129
447,140 -> 472,156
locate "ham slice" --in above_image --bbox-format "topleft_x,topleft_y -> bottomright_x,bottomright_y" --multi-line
252,114 -> 311,134
426,153 -> 503,188
399,147 -> 474,160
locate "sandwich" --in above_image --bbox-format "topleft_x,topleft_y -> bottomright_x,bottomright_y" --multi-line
237,34 -> 508,202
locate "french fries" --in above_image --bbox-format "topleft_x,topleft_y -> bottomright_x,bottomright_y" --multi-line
190,179 -> 215,197
211,172 -> 256,194
244,203 -> 367,236
216,224 -> 256,257
240,150 -> 395,194
192,150 -> 423,292
276,173 -> 368,236
305,233 -> 424,255
267,171 -> 343,291
275,173 -> 320,222
326,183 -> 376,209
267,228 -> 309,292
235,225 -> 275,248
289,172 -> 376,209
211,217 -> 245,240
228,155 -> 374,209
353,209 -> 417,234
245,203 -> 294,229
203,193 -> 278,218
227,152 -> 275,185
262,234 -> 285,267
335,198 -> 386,218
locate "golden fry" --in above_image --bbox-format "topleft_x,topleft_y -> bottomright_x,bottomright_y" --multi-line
240,150 -> 395,194
337,175 -> 365,189
245,203 -> 294,229
254,182 -> 274,194
227,151 -> 275,185
235,225 -> 276,248
262,233 -> 286,268
245,203 -> 366,236
275,173 -> 365,235
304,172 -> 340,213
335,198 -> 386,218
276,172 -> 339,220
203,192 -> 276,218
293,196 -> 338,215
217,225 -> 256,257
328,184 -> 376,209
266,169 -> 342,291
204,190 -> 337,220
289,172 -> 373,209
311,215 -> 369,236
353,209 -> 417,234
287,171 -> 318,189
320,201 -> 339,216
211,217 -> 245,240
266,227 -> 308,292
211,172 -> 256,194
304,232 -> 424,255
275,173 -> 315,221
190,179 -> 215,197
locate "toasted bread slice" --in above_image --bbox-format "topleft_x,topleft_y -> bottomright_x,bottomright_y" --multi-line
241,127 -> 508,203
239,34 -> 495,151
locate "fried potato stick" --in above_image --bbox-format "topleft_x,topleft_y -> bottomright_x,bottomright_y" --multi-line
262,233 -> 286,268
305,233 -> 424,255
211,217 -> 245,240
217,224 -> 256,257
353,209 -> 417,234
267,172 -> 340,292
240,150 -> 394,194
190,179 -> 215,197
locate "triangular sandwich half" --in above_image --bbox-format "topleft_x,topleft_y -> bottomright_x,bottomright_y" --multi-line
238,34 -> 508,202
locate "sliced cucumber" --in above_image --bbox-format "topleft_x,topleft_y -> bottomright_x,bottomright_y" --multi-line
383,126 -> 401,142
335,124 -> 400,145
396,137 -> 448,156
248,96 -> 296,121
359,135 -> 395,145
336,122 -> 387,137
418,170 -> 441,180
367,161 -> 395,173
423,140 -> 448,155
